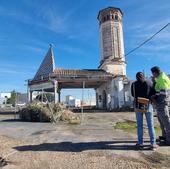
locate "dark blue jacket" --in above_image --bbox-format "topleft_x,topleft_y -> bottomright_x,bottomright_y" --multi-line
131,79 -> 155,100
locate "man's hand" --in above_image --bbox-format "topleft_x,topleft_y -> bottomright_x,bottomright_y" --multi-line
151,95 -> 158,107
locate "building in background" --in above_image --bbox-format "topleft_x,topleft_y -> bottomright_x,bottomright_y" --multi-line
66,95 -> 81,107
0,92 -> 11,105
65,95 -> 96,108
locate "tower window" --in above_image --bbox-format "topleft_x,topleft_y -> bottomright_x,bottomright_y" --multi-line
107,15 -> 110,21
115,15 -> 118,20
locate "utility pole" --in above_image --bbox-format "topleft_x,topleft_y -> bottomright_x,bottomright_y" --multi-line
14,92 -> 17,119
81,81 -> 85,125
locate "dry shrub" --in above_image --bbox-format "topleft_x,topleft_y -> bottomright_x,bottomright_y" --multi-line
19,102 -> 52,122
51,103 -> 80,124
40,106 -> 52,122
61,109 -> 74,121
51,103 -> 66,122
19,102 -> 80,124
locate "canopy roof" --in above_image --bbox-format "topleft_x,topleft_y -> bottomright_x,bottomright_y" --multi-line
29,45 -> 116,90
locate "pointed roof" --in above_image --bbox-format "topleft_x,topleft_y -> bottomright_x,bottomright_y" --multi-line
33,44 -> 55,81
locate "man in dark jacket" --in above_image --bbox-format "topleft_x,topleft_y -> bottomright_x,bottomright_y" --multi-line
131,72 -> 158,150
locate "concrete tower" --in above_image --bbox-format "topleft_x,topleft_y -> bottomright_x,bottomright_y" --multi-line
98,7 -> 126,76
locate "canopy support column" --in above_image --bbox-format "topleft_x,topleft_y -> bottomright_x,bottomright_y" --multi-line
28,90 -> 33,103
58,89 -> 61,103
54,80 -> 58,104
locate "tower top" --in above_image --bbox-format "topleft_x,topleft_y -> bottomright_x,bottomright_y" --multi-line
49,43 -> 53,48
98,7 -> 123,18
98,7 -> 123,24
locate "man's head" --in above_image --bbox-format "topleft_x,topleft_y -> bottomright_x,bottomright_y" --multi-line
151,66 -> 161,78
136,72 -> 145,82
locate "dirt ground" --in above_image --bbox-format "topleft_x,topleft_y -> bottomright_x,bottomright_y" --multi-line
0,112 -> 170,169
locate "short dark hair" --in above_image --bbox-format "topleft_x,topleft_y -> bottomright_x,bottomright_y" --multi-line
136,72 -> 144,80
151,66 -> 161,74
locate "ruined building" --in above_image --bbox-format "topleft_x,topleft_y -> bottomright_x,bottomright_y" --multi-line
28,7 -> 132,110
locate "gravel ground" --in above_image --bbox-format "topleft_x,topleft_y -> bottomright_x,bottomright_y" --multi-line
0,135 -> 151,169
0,112 -> 170,169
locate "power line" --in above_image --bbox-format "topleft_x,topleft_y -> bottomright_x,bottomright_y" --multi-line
125,22 -> 170,57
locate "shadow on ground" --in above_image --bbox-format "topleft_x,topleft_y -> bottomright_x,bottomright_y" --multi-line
14,140 -> 152,152
0,119 -> 21,122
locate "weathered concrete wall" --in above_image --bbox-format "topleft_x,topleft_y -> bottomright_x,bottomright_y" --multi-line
101,63 -> 126,75
96,77 -> 127,110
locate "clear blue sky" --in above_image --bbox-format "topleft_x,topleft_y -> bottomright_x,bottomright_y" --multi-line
0,0 -> 170,99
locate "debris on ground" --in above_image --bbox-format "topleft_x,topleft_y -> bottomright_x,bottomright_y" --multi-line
0,157 -> 8,167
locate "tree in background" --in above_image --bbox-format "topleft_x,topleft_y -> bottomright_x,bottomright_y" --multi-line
6,90 -> 20,106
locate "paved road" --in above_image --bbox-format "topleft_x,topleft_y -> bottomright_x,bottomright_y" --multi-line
0,112 -> 135,143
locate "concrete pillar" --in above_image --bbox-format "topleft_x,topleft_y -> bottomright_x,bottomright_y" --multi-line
54,80 -> 58,104
96,87 -> 103,109
28,91 -> 33,103
95,89 -> 99,109
27,89 -> 30,103
116,77 -> 125,108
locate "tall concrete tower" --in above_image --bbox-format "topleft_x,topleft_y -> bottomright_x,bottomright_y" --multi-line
98,7 -> 126,76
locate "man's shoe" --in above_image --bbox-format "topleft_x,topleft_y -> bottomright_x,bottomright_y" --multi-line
159,136 -> 166,141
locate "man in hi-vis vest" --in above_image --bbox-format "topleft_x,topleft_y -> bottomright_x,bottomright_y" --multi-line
151,66 -> 170,145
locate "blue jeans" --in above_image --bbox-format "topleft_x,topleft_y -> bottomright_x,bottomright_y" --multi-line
136,104 -> 156,145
